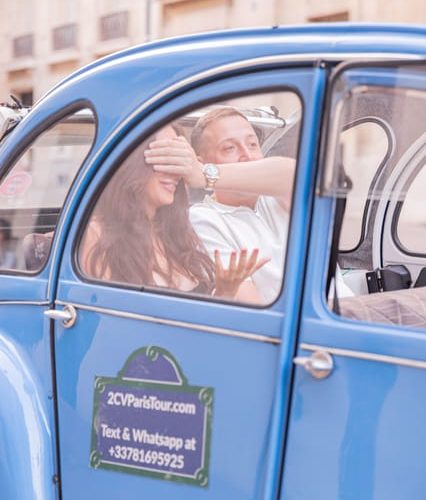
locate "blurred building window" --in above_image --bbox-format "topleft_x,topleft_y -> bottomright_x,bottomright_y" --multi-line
99,11 -> 129,41
13,34 -> 34,58
309,11 -> 349,22
52,24 -> 77,50
18,91 -> 33,107
162,0 -> 231,37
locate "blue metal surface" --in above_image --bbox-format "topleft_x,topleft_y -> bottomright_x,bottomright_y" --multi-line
53,67 -> 317,500
0,307 -> 56,500
281,61 -> 426,500
0,24 -> 425,500
263,65 -> 329,499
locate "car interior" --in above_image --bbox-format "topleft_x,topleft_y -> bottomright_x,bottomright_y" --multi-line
0,87 -> 424,327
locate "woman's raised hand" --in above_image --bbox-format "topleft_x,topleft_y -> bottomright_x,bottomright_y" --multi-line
213,248 -> 270,299
144,136 -> 205,188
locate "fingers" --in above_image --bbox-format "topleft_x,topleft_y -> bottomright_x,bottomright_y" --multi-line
144,137 -> 204,187
252,256 -> 271,273
215,249 -> 269,280
245,248 -> 258,271
145,139 -> 194,158
237,248 -> 248,271
228,250 -> 237,271
144,140 -> 194,167
247,249 -> 271,275
238,249 -> 270,278
215,249 -> 237,280
149,165 -> 188,175
213,248 -> 269,299
146,138 -> 187,149
145,155 -> 190,166
224,251 -> 237,281
214,250 -> 224,277
145,145 -> 189,159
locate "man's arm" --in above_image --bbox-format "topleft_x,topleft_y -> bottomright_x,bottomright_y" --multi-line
144,137 -> 295,209
212,156 -> 294,212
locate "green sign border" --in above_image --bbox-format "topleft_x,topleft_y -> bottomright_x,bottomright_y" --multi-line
89,346 -> 213,488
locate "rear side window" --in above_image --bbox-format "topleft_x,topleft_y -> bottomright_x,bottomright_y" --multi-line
322,62 -> 426,331
0,108 -> 96,273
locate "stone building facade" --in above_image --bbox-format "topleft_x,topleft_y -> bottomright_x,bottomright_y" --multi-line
0,0 -> 425,105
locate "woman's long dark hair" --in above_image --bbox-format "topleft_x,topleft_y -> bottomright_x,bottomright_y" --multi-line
82,131 -> 215,292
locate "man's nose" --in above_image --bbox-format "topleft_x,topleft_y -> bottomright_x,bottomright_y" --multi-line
238,143 -> 253,161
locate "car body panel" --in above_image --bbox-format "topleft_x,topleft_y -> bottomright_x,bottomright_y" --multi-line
0,24 -> 424,500
52,67 -> 321,500
0,306 -> 56,500
281,61 -> 426,500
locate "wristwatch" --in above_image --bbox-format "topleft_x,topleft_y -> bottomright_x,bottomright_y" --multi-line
202,163 -> 220,191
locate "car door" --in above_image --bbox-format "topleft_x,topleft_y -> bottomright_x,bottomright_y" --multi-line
281,61 -> 426,500
50,65 -> 327,500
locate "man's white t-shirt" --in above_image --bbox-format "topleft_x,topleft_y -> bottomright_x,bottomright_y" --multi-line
190,195 -> 289,303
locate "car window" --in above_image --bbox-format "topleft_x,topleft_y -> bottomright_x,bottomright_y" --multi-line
77,92 -> 301,306
0,108 -> 96,272
322,62 -> 426,330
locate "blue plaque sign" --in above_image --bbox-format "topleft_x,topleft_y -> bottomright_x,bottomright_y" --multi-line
90,346 -> 213,487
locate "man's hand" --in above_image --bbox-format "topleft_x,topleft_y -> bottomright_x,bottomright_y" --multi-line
213,248 -> 270,299
144,136 -> 205,189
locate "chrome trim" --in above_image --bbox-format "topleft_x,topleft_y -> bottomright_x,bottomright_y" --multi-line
0,300 -> 49,306
55,300 -> 281,344
301,343 -> 426,370
47,50 -> 424,296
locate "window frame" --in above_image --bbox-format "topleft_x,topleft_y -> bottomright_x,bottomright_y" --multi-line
72,85 -> 304,309
319,59 -> 426,324
338,116 -> 394,254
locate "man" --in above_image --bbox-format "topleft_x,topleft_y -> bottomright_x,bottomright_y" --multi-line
144,107 -> 295,303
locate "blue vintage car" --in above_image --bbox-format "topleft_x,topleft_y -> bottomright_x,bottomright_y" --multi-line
0,23 -> 425,500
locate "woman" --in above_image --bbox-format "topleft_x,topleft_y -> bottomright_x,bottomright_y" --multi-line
80,126 -> 267,301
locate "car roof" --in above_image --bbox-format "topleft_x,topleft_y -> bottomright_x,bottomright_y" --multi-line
42,23 -> 426,103
2,24 -> 424,163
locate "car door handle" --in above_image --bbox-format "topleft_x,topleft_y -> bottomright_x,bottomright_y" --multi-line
293,350 -> 334,379
44,304 -> 77,328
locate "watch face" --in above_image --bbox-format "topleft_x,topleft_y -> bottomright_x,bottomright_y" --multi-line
204,163 -> 219,179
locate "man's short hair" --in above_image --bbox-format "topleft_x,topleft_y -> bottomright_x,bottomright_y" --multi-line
190,106 -> 249,155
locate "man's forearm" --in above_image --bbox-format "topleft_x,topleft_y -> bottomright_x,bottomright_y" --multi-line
214,156 -> 295,200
